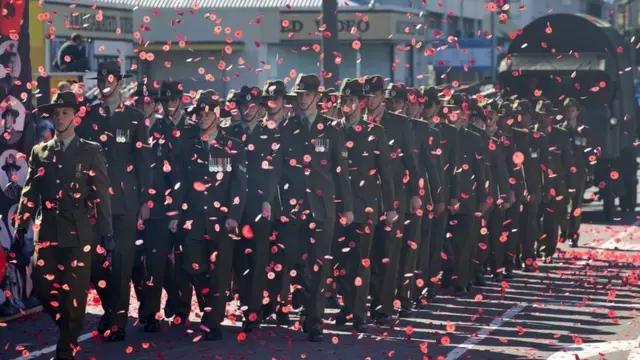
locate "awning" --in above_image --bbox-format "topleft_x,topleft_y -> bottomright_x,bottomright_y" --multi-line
498,53 -> 609,74
134,42 -> 244,52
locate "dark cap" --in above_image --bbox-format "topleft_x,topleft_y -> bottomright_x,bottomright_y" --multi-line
157,81 -> 183,101
498,101 -> 513,117
89,60 -> 132,80
332,78 -> 368,97
135,82 -> 159,102
321,88 -> 338,103
1,153 -> 21,172
37,91 -> 81,115
290,73 -> 321,93
385,83 -> 408,100
513,99 -> 531,115
226,89 -> 241,103
563,97 -> 580,109
469,103 -> 486,120
483,99 -> 500,113
420,86 -> 441,107
262,80 -> 287,98
407,87 -> 424,103
536,100 -> 559,115
238,85 -> 264,105
364,74 -> 385,94
443,92 -> 467,110
185,89 -> 223,115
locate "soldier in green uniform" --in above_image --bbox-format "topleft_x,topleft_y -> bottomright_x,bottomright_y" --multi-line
513,99 -> 551,272
172,89 -> 248,341
386,83 -> 443,315
535,100 -> 575,262
275,73 -> 353,342
495,101 -> 530,278
155,81 -> 199,324
320,87 -> 341,119
559,98 -> 595,247
417,86 -> 460,302
331,78 -> 395,332
75,61 -> 152,340
224,84 -> 283,331
364,75 -> 421,324
442,94 -> 489,295
15,91 -> 113,359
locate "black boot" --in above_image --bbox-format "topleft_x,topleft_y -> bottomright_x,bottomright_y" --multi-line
493,272 -> 504,282
306,322 -> 324,342
353,317 -> 367,333
276,310 -> 290,327
143,317 -> 162,333
97,313 -> 110,333
335,307 -> 349,326
105,329 -> 125,342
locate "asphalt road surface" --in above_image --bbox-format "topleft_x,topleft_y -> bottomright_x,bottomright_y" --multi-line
2,181 -> 639,360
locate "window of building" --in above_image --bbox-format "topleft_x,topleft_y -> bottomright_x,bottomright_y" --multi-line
92,55 -> 120,71
463,18 -> 475,38
428,12 -> 443,31
585,2 -> 601,18
449,16 -> 460,37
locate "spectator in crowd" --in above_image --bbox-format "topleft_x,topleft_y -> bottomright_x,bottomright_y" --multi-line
53,33 -> 89,72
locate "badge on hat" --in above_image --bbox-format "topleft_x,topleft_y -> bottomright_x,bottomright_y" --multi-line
102,69 -> 108,76
364,84 -> 370,91
167,90 -> 172,97
345,88 -> 351,95
391,90 -> 397,97
299,82 -> 305,90
58,98 -> 64,104
246,94 -> 252,101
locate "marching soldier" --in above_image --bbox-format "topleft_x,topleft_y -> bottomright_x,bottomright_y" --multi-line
496,101 -> 529,278
418,86 -> 460,302
364,75 -> 421,324
15,91 -> 113,359
513,99 -> 550,272
320,88 -> 342,119
386,83 -> 443,315
275,73 -> 353,341
224,84 -> 283,331
172,89 -> 248,341
559,98 -> 595,247
156,81 -> 199,324
225,89 -> 243,126
477,100 -> 515,281
535,100 -> 575,262
442,94 -> 489,295
75,61 -> 152,340
331,78 -> 395,332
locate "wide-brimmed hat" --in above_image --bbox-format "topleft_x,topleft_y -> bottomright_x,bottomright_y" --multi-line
536,100 -> 559,115
407,87 -> 425,104
321,88 -> 338,103
442,93 -> 467,112
498,101 -> 514,117
364,74 -> 385,94
1,106 -> 19,120
134,82 -> 159,103
156,81 -> 183,101
1,153 -> 20,172
563,97 -> 580,109
262,80 -> 288,98
512,99 -> 531,115
483,99 -> 500,113
88,60 -> 132,80
37,91 -> 81,115
289,74 -> 321,94
420,86 -> 442,107
385,83 -> 408,100
185,89 -> 224,115
331,78 -> 368,97
237,85 -> 264,105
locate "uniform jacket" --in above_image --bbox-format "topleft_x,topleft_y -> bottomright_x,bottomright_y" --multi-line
16,137 -> 113,247
174,130 -> 248,240
410,119 -> 443,207
75,104 -> 152,215
147,116 -> 183,220
538,124 -> 575,198
277,113 -> 353,223
524,125 -> 552,204
497,128 -> 529,204
433,121 -> 460,203
561,121 -> 595,180
454,127 -> 488,214
470,124 -> 511,204
336,117 -> 395,223
223,120 -> 283,222
372,111 -> 421,214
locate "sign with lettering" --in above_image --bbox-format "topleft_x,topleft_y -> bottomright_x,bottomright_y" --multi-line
43,4 -> 134,40
280,11 -> 437,42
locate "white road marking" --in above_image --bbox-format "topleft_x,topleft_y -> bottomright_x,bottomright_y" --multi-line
576,219 -> 640,267
444,302 -> 527,360
546,335 -> 640,360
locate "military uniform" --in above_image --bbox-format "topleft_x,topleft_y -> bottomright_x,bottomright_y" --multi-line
364,75 -> 421,322
535,101 -> 575,261
275,74 -> 353,341
223,85 -> 283,329
74,61 -> 152,335
559,99 -> 595,246
173,126 -> 247,339
16,92 -> 113,360
157,82 -> 200,322
331,79 -> 395,330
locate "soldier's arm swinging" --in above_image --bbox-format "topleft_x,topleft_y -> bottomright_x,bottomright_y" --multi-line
15,147 -> 40,231
228,145 -> 248,224
133,111 -> 154,208
424,131 -> 444,206
375,128 -> 396,213
90,146 -> 114,236
401,119 -> 422,201
332,127 -> 354,214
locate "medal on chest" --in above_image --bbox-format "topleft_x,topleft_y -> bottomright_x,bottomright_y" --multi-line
75,163 -> 82,178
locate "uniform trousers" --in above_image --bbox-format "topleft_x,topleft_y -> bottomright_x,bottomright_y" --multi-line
504,202 -> 523,271
520,200 -> 540,264
398,213 -> 430,304
370,211 -> 406,316
90,213 -> 138,330
32,244 -> 92,360
163,226 -> 194,318
561,172 -> 587,240
182,219 -> 234,329
445,213 -> 477,289
333,221 -> 375,321
538,197 -> 569,259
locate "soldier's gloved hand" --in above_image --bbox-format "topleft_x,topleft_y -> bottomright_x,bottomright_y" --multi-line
102,235 -> 116,252
261,202 -> 272,221
225,218 -> 239,232
479,202 -> 491,215
385,210 -> 398,226
13,228 -> 27,249
434,202 -> 446,217
410,196 -> 422,214
586,176 -> 595,188
168,219 -> 179,233
341,211 -> 354,226
449,198 -> 460,214
139,203 -> 151,221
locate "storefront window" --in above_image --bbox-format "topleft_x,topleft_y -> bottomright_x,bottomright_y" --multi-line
92,55 -> 119,71
463,18 -> 475,38
429,12 -> 444,31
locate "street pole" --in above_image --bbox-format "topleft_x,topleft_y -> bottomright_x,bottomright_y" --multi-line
630,0 -> 638,80
322,0 -> 340,87
490,8 -> 497,83
356,35 -> 362,78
